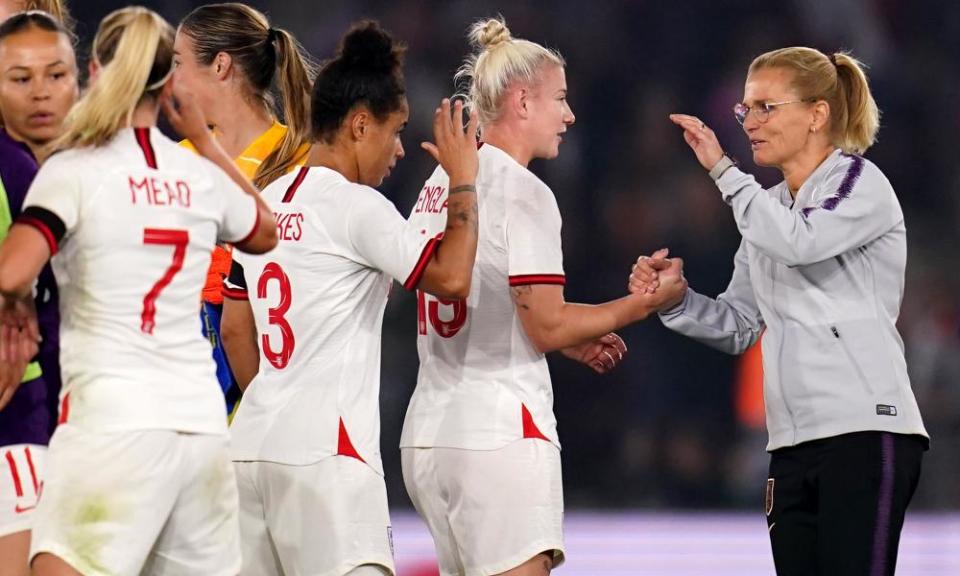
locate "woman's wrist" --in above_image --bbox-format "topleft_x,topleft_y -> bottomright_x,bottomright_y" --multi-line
708,154 -> 737,180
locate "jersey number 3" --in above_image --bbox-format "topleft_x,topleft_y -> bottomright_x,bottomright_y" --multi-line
417,290 -> 467,338
141,228 -> 189,335
257,262 -> 295,369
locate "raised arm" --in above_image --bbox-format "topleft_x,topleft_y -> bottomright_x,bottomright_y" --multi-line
670,113 -> 899,267
413,99 -> 480,299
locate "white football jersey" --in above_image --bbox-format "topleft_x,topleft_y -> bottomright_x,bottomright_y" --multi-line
227,166 -> 436,474
399,144 -> 565,450
18,127 -> 259,434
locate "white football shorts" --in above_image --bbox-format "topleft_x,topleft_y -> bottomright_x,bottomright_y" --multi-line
0,444 -> 45,538
401,439 -> 565,576
234,455 -> 395,576
29,425 -> 240,576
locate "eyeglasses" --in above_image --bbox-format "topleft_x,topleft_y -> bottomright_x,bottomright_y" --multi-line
732,99 -> 814,125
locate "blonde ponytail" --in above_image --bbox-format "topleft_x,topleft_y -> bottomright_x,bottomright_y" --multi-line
252,27 -> 314,189
57,7 -> 173,149
455,16 -> 564,125
830,52 -> 879,154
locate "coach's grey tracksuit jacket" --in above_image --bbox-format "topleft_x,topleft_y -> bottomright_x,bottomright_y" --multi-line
660,149 -> 928,451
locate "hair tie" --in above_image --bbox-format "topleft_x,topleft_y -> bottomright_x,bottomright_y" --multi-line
829,53 -> 838,67
266,27 -> 279,43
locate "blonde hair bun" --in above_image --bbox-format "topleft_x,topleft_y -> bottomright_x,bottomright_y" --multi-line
469,18 -> 511,50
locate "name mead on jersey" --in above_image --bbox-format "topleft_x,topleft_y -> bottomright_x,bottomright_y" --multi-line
129,176 -> 192,208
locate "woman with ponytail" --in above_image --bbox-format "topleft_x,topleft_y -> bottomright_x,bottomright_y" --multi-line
0,6 -> 277,575
219,20 -> 479,576
174,3 -> 315,416
631,47 -> 927,575
400,17 -> 682,576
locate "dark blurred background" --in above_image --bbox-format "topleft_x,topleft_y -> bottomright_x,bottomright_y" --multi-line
77,0 -> 960,512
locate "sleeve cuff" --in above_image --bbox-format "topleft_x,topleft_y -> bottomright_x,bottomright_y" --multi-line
230,204 -> 261,246
402,234 -> 442,291
508,274 -> 566,287
16,206 -> 66,255
222,286 -> 249,300
657,288 -> 691,320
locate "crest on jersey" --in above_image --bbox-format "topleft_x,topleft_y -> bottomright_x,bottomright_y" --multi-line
765,478 -> 775,516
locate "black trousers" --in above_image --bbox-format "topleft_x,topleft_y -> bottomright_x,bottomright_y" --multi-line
766,431 -> 925,576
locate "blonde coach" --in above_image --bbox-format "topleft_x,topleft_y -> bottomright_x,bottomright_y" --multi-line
632,47 -> 928,576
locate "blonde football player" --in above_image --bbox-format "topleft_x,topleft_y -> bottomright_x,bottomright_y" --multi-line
0,6 -> 277,575
400,17 -> 686,576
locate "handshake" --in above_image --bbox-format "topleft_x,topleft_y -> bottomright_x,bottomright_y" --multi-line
627,247 -> 688,314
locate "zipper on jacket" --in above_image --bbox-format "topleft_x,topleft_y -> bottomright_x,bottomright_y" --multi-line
831,324 -> 876,395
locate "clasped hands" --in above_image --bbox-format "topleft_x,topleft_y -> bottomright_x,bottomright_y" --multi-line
628,248 -> 688,312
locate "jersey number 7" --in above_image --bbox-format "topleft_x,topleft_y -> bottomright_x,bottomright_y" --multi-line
141,228 -> 189,335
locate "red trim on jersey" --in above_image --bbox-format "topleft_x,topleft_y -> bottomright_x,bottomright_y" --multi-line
235,205 -> 261,247
403,233 -> 443,291
16,216 -> 59,255
336,418 -> 365,462
134,127 -> 157,169
58,393 -> 70,425
24,447 -> 39,494
282,167 -> 309,203
221,286 -> 249,300
5,450 -> 23,498
521,404 -> 550,441
509,274 -> 566,287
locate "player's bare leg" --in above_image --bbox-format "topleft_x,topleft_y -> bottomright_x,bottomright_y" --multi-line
496,552 -> 553,576
0,531 -> 30,576
30,553 -> 81,576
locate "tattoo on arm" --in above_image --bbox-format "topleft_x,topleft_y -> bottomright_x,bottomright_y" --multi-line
511,285 -> 532,310
448,184 -> 477,195
446,198 -> 479,238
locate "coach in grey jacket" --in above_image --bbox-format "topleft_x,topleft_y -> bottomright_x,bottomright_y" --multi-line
632,47 -> 927,576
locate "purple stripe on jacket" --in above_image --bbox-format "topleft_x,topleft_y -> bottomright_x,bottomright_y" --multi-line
801,153 -> 865,217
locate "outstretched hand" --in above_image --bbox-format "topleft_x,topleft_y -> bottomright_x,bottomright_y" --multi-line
669,114 -> 725,172
421,98 -> 480,189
